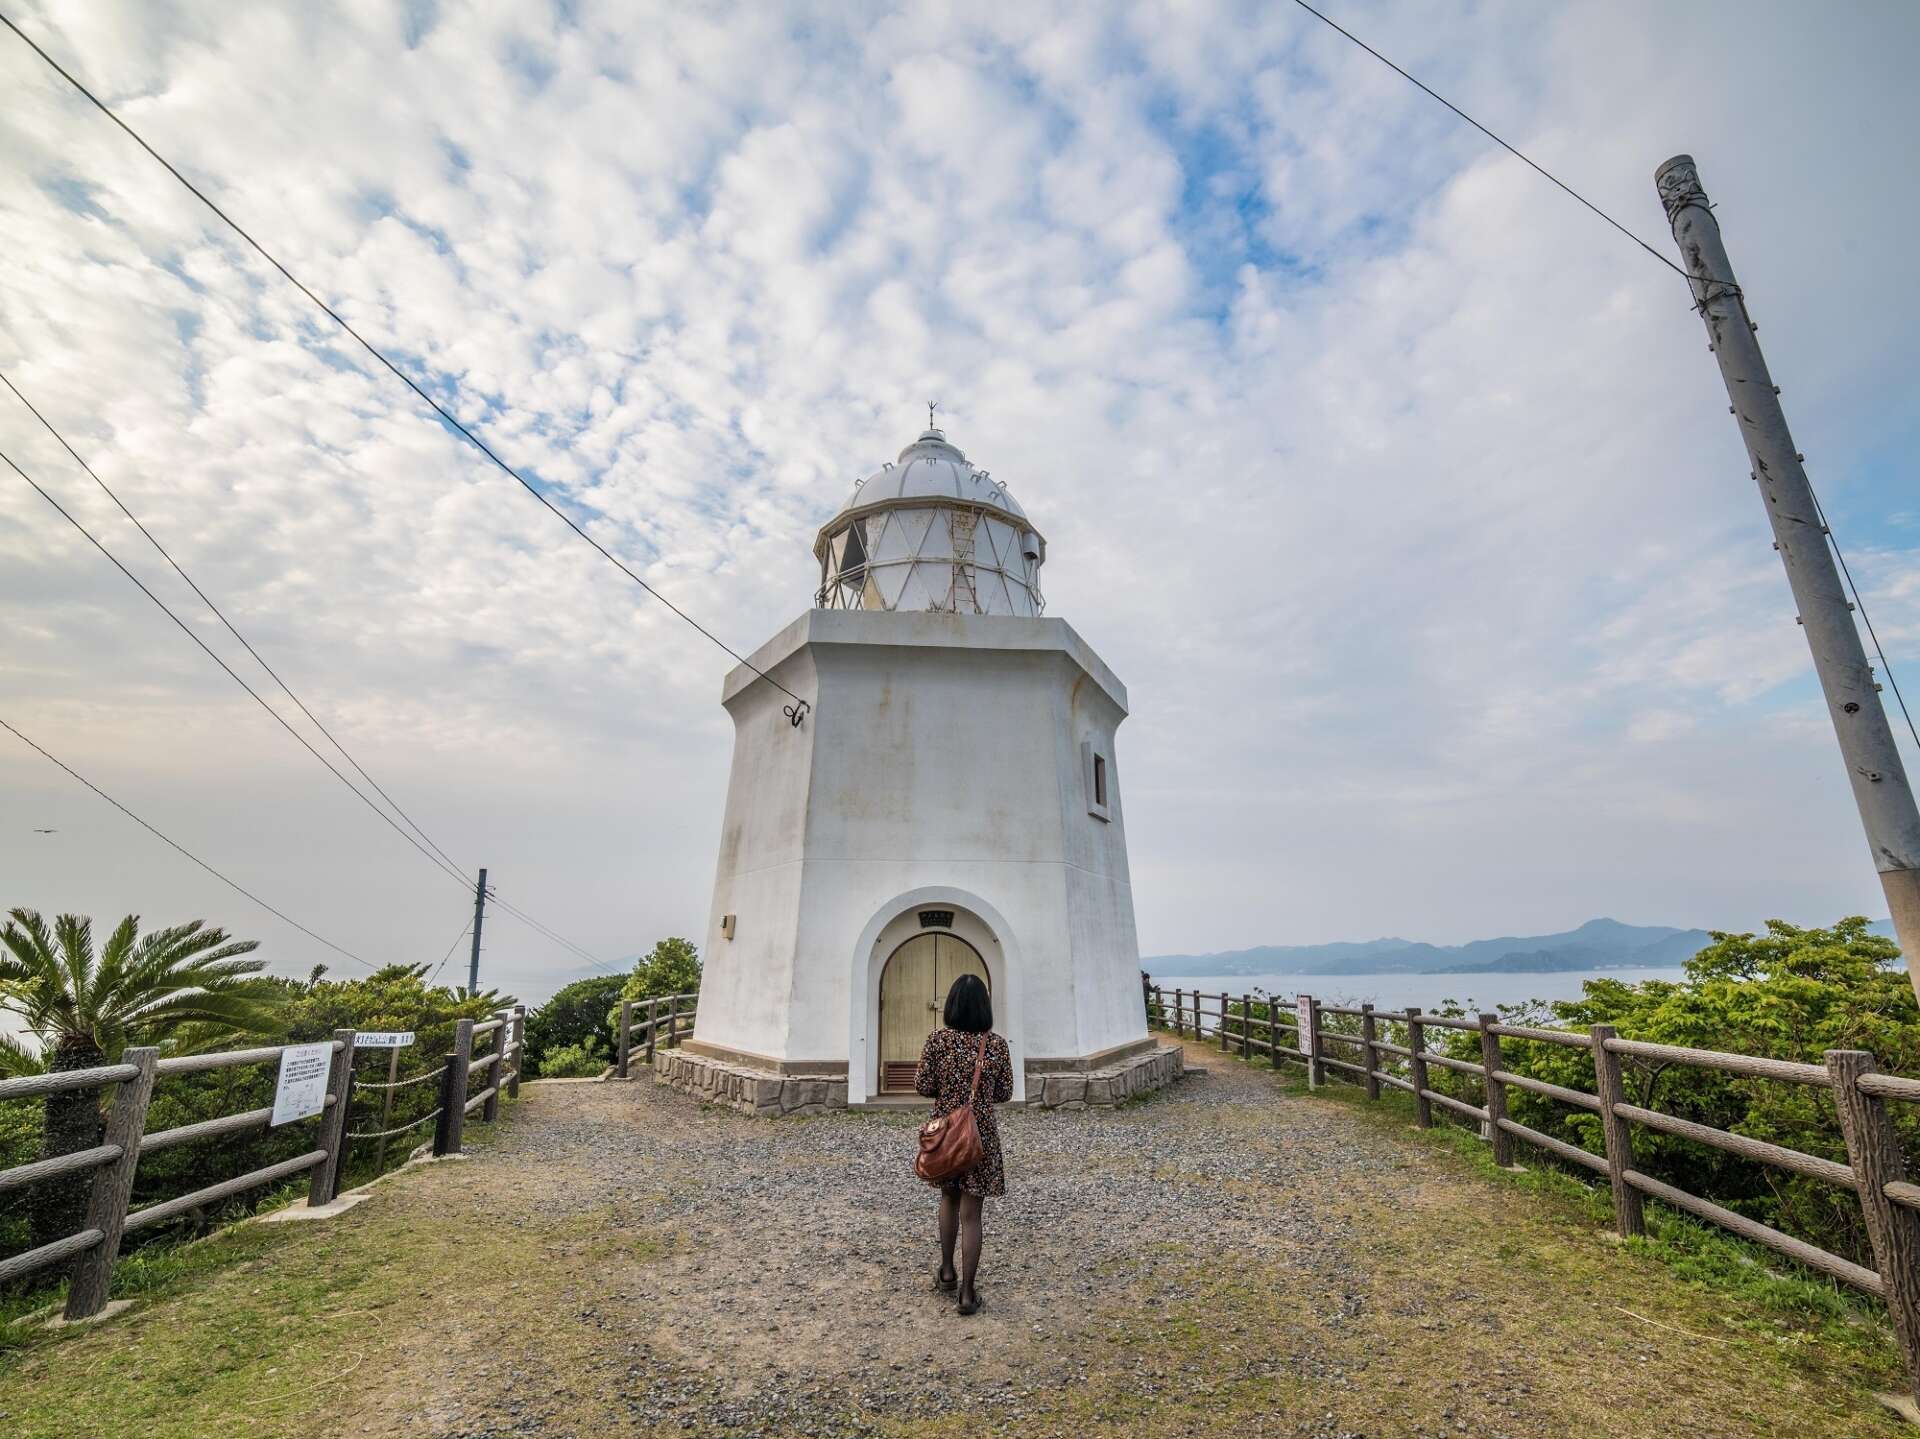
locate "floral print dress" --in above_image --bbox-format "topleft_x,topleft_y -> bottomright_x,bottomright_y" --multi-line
914,1027 -> 1014,1197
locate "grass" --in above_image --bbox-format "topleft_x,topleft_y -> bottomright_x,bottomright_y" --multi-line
3,1054 -> 1911,1438
1217,1039 -> 1901,1368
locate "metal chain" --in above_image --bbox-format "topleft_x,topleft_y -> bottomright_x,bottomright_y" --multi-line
354,1065 -> 448,1091
346,1108 -> 442,1141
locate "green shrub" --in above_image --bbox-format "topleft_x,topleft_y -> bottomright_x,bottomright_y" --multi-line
523,974 -> 625,1076
605,937 -> 702,1034
538,1037 -> 607,1079
1413,917 -> 1914,1269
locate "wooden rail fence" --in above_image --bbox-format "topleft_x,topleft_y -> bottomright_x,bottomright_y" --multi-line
615,991 -> 699,1078
1148,983 -> 1920,1405
0,1003 -> 525,1323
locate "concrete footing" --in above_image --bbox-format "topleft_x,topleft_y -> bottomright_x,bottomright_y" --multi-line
654,1042 -> 1186,1117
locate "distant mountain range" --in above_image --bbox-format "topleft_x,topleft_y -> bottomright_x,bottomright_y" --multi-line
1142,917 -> 1892,977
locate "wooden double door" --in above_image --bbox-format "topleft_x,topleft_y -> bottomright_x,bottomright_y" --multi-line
878,932 -> 989,1093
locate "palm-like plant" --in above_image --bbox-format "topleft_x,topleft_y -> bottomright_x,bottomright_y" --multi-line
0,909 -> 286,1247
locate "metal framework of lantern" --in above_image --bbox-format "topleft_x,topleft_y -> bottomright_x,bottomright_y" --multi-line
814,427 -> 1046,616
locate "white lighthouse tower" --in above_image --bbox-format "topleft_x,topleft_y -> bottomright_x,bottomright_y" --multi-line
659,423 -> 1182,1112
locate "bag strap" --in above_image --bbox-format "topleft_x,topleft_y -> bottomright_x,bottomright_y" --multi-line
965,1033 -> 988,1104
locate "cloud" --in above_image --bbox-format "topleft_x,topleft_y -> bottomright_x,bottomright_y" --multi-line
1,0 -> 1917,1001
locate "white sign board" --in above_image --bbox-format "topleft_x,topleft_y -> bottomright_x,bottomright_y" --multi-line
355,1031 -> 415,1048
270,1042 -> 333,1127
1295,996 -> 1316,1083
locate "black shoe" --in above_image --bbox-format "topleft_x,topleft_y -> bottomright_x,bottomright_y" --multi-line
956,1291 -> 982,1316
936,1266 -> 957,1291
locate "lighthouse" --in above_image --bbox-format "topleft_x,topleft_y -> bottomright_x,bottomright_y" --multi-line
660,423 -> 1182,1112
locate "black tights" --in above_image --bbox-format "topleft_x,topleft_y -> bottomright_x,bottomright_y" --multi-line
937,1184 -> 984,1303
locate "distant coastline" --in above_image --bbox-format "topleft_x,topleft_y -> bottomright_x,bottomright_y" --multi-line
1143,916 -> 1896,979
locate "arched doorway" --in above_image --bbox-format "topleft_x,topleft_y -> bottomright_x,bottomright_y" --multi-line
877,931 -> 989,1093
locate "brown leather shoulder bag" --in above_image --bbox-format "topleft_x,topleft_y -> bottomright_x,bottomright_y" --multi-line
914,1033 -> 988,1185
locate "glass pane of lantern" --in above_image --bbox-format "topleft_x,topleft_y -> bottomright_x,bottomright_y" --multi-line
893,508 -> 934,558
897,568 -> 937,612
918,510 -> 954,561
873,562 -> 910,608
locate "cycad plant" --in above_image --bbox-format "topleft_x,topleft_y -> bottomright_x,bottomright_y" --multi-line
0,909 -> 285,1247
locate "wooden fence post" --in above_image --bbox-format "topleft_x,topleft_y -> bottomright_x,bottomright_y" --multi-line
618,1000 -> 632,1079
1590,1023 -> 1644,1237
1268,998 -> 1281,1070
1173,989 -> 1184,1038
1303,996 -> 1322,1088
1477,1014 -> 1514,1167
1240,994 -> 1252,1061
482,1023 -> 503,1123
667,995 -> 680,1050
443,1018 -> 474,1156
508,1004 -> 524,1099
645,998 -> 658,1066
1218,994 -> 1230,1053
1405,1009 -> 1432,1128
310,1029 -> 358,1205
1828,1049 -> 1920,1404
1360,1004 -> 1381,1101
63,1046 -> 158,1320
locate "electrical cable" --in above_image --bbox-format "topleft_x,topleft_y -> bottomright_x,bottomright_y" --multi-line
1,442 -> 477,895
486,892 -> 618,974
0,714 -> 380,970
1286,0 -> 1918,759
0,369 -> 465,879
2,371 -> 635,973
1283,0 -> 1689,279
1807,485 -> 1920,757
0,11 -> 809,722
427,917 -> 472,988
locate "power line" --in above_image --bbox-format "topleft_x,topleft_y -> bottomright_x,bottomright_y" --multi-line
1283,0 -> 1689,279
1,441 -> 476,895
1285,2 -> 1920,747
487,891 -> 619,974
2,372 -> 635,975
0,369 -> 465,879
427,916 -> 472,988
0,11 -> 809,721
1808,484 -> 1920,756
0,714 -> 379,970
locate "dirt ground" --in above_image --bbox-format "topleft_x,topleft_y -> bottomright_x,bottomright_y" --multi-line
0,1039 -> 1908,1438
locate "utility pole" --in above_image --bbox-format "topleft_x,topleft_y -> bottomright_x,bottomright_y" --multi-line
467,866 -> 488,995
1656,154 -> 1920,1000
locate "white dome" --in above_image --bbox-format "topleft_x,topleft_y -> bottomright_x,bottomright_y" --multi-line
832,428 -> 1031,525
814,427 -> 1046,616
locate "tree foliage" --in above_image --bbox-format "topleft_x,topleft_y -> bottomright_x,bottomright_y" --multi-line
617,937 -> 702,1002
1,941 -> 510,1277
1417,917 -> 1915,1268
0,909 -> 287,1247
522,974 -> 625,1077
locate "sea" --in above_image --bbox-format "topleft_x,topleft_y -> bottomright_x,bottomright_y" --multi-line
1143,966 -> 1683,1018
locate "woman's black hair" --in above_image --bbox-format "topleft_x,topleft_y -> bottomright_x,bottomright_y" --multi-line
942,972 -> 993,1034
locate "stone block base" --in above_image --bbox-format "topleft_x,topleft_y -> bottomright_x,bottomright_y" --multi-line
654,1048 -> 848,1117
654,1042 -> 1186,1116
1031,1044 -> 1185,1109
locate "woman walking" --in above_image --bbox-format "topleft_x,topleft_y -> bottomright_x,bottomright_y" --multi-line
914,972 -> 1013,1315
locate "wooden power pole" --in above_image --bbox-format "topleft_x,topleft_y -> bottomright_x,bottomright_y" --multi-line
467,866 -> 488,995
1656,154 -> 1920,1000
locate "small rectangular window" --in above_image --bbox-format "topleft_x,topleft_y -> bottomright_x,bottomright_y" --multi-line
1082,740 -> 1112,823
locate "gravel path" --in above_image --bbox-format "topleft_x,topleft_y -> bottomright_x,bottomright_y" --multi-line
300,1042 -> 1908,1437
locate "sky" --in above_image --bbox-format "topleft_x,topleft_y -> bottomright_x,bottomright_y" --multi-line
2,0 -> 1917,1005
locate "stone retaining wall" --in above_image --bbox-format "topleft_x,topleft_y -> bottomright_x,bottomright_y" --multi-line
652,1042 -> 1185,1116
653,1049 -> 848,1116
1029,1043 -> 1186,1108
